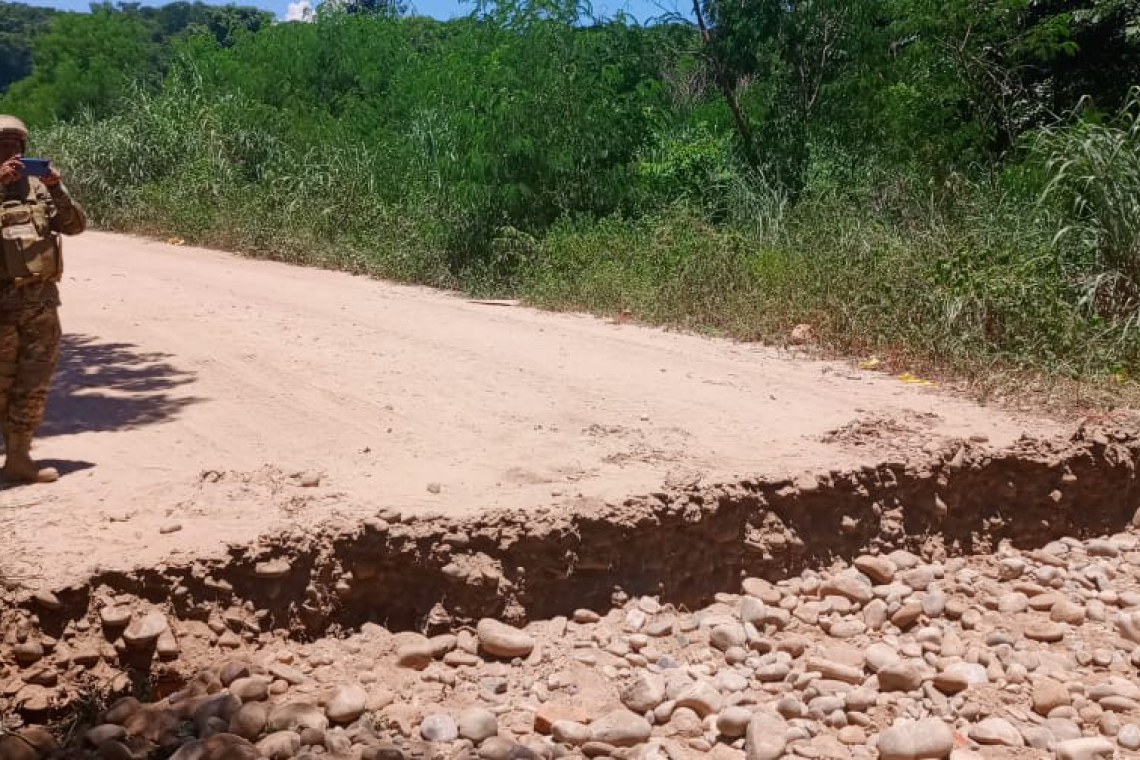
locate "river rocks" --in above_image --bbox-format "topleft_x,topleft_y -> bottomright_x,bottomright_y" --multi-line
1024,622 -> 1066,642
744,714 -> 787,760
20,527 -> 1140,760
877,719 -> 954,760
854,555 -> 896,584
230,677 -> 270,702
100,606 -> 132,628
13,641 -> 43,666
534,703 -> 591,734
1116,610 -> 1140,644
395,637 -> 435,670
420,713 -> 458,743
878,661 -> 923,692
267,663 -> 307,686
186,732 -> 250,760
621,672 -> 666,713
229,703 -> 269,742
589,710 -> 651,747
710,624 -> 746,651
476,619 -> 535,658
717,707 -> 753,738
458,708 -> 498,743
325,685 -> 367,724
267,703 -> 328,734
969,717 -> 1024,746
123,611 -> 168,648
1032,677 -> 1070,715
551,721 -> 591,746
674,681 -> 723,717
256,731 -> 300,760
820,576 -> 874,605
1055,737 -> 1116,760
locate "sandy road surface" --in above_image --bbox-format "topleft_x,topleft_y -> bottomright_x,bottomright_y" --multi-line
1,232 -> 1058,587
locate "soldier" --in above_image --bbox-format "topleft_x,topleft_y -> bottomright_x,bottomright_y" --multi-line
0,114 -> 86,484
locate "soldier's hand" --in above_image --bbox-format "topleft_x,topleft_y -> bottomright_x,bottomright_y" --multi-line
40,164 -> 61,187
0,156 -> 21,185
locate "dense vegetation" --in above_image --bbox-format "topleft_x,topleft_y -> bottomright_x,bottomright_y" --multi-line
4,0 -> 1140,388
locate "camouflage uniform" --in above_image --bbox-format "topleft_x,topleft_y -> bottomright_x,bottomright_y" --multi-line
0,177 -> 85,436
0,114 -> 86,483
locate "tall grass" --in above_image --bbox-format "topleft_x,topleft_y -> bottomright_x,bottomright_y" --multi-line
1036,88 -> 1140,333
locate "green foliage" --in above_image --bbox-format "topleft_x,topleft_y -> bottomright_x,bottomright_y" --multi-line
1035,88 -> 1140,324
0,2 -> 57,94
0,1 -> 273,126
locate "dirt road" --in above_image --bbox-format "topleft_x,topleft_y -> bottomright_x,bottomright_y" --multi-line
2,232 -> 1057,587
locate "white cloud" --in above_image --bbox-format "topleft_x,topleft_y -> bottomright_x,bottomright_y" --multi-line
285,0 -> 314,21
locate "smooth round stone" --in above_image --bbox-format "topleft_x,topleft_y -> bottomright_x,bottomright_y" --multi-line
970,717 -> 1025,746
1025,623 -> 1066,643
589,710 -> 651,747
476,619 -> 535,658
877,718 -> 954,760
717,706 -> 752,738
457,708 -> 498,743
420,713 -> 459,743
1117,723 -> 1140,750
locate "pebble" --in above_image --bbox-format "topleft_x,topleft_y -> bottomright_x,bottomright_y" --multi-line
253,559 -> 291,579
588,710 -> 652,747
674,681 -> 723,717
1118,723 -> 1140,750
1032,677 -> 1070,715
551,721 -> 591,746
820,576 -> 874,605
854,555 -> 896,584
100,606 -> 132,627
256,731 -> 301,760
458,708 -> 498,743
745,713 -> 788,760
717,707 -> 752,738
710,624 -> 747,651
268,703 -> 328,734
621,672 -> 665,712
123,611 -> 168,647
420,713 -> 458,743
1055,737 -> 1116,760
878,662 -> 923,692
229,704 -> 270,741
477,618 -> 535,658
396,637 -> 435,670
876,718 -> 954,760
1050,599 -> 1086,624
229,677 -> 270,702
325,685 -> 367,724
969,717 -> 1024,746
1024,622 -> 1066,642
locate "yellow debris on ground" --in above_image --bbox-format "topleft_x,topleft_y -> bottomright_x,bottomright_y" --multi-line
896,372 -> 936,386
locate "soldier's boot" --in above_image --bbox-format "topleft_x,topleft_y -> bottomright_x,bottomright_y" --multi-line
2,432 -> 58,484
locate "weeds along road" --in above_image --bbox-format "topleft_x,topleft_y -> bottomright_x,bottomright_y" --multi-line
3,231 -> 1057,588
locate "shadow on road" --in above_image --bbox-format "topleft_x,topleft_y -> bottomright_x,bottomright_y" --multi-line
39,333 -> 202,437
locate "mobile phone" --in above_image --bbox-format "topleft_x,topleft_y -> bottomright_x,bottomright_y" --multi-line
21,158 -> 51,177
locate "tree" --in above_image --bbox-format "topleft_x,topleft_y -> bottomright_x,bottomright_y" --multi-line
0,3 -> 57,94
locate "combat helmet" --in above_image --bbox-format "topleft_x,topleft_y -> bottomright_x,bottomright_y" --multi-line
0,115 -> 28,144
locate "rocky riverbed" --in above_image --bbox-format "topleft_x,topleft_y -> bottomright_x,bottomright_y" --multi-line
9,529 -> 1140,760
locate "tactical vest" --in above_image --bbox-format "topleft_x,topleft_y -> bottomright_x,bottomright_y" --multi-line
0,182 -> 62,284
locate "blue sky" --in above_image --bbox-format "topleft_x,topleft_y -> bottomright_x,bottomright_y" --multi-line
13,0 -> 693,24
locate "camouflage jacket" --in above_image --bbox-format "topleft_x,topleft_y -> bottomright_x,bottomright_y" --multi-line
0,176 -> 86,310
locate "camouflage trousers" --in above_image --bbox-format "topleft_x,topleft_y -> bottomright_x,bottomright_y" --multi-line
0,305 -> 60,437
